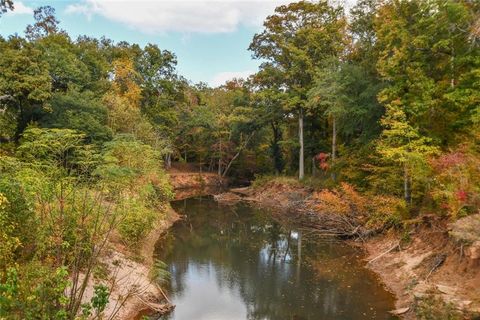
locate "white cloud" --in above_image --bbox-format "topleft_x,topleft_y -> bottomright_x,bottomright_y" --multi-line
65,0 -> 291,34
6,1 -> 33,15
210,70 -> 254,87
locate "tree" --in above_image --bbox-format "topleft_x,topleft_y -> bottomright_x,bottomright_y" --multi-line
39,90 -> 112,143
375,0 -> 479,146
308,60 -> 345,180
251,86 -> 286,174
137,44 -> 181,144
249,1 -> 346,179
0,36 -> 51,139
36,33 -> 90,92
25,6 -> 61,41
377,100 -> 438,204
0,0 -> 13,17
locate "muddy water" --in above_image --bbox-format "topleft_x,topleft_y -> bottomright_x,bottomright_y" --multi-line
153,196 -> 398,320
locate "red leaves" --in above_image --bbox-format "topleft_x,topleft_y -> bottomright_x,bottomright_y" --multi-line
455,190 -> 468,202
432,152 -> 466,171
314,152 -> 330,171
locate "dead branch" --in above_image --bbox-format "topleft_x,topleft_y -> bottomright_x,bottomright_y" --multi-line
368,241 -> 401,264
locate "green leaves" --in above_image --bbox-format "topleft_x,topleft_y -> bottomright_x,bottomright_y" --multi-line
17,127 -> 89,171
39,90 -> 112,143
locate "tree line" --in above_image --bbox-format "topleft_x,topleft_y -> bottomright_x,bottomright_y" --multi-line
0,0 -> 479,318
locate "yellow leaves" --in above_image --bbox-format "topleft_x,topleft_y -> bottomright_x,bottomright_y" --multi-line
0,192 -> 8,210
312,188 -> 351,215
111,57 -> 141,108
311,183 -> 404,228
312,183 -> 368,216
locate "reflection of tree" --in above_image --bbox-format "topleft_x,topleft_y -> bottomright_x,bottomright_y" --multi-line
155,197 -> 396,320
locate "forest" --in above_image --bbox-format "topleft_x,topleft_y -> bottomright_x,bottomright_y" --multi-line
0,0 -> 479,319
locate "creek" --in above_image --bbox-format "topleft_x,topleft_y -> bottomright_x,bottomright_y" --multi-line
152,196 -> 398,320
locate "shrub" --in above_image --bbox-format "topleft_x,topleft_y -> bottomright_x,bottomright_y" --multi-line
415,295 -> 464,320
311,183 -> 368,216
430,149 -> 480,218
311,182 -> 404,229
251,174 -> 301,189
117,196 -> 158,246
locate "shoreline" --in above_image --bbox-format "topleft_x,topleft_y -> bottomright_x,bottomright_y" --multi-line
215,183 -> 480,319
118,170 -> 479,320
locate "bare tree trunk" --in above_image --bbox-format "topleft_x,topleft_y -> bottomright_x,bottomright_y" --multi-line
331,115 -> 336,182
222,133 -> 254,178
208,158 -> 213,172
299,109 -> 304,180
312,157 -> 317,177
165,154 -> 171,169
404,165 -> 411,205
217,140 -> 222,176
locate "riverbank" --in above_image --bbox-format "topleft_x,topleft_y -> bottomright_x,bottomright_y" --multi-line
168,165 -> 227,200
215,179 -> 480,319
101,168 -> 225,319
88,165 -> 222,319
79,205 -> 180,319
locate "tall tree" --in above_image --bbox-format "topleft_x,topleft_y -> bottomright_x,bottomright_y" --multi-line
249,1 -> 346,179
0,36 -> 51,139
25,6 -> 61,41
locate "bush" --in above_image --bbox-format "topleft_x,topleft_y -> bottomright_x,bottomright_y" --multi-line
117,196 -> 158,246
311,182 -> 404,229
251,174 -> 301,189
430,149 -> 480,218
415,295 -> 464,320
0,264 -> 69,319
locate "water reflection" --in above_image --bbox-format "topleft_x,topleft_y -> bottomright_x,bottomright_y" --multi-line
154,197 -> 397,320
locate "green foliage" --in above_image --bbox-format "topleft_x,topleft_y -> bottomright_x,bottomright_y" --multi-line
151,260 -> 171,286
39,91 -> 112,143
0,264 -> 69,319
91,284 -> 109,316
0,36 -> 52,138
0,1 -> 479,317
117,196 -> 158,246
415,295 -> 464,320
0,193 -> 20,270
95,135 -> 173,245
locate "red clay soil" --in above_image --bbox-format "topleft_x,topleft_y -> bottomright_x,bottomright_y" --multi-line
167,163 -> 227,199
364,219 -> 480,319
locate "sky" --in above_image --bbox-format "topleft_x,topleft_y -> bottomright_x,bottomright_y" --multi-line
0,0 -> 353,87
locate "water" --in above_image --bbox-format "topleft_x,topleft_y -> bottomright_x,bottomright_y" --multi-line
153,196 -> 397,320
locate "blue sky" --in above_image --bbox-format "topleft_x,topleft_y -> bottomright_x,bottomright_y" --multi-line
0,0 -> 298,87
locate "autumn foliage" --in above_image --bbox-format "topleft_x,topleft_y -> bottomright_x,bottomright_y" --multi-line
310,183 -> 405,229
430,149 -> 480,218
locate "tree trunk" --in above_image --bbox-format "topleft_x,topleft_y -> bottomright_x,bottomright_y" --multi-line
222,133 -> 254,178
271,122 -> 283,174
331,115 -> 337,181
312,157 -> 317,177
299,109 -> 304,180
450,45 -> 455,88
217,140 -> 222,176
165,154 -> 171,169
404,165 -> 411,205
